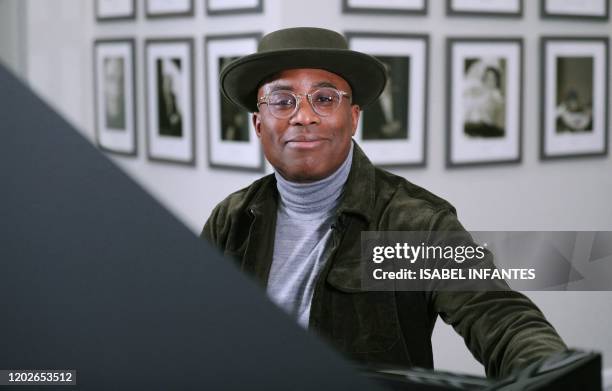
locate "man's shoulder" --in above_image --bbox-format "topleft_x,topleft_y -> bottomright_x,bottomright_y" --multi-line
211,174 -> 275,216
201,174 -> 275,243
374,167 -> 454,211
370,167 -> 458,229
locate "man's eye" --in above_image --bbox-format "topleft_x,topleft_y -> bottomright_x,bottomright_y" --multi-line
270,98 -> 295,107
314,94 -> 336,105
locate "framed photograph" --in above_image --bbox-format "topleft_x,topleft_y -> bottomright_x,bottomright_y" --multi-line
347,32 -> 428,167
541,0 -> 609,20
342,0 -> 427,15
541,37 -> 609,160
447,0 -> 522,17
204,33 -> 264,171
145,0 -> 194,18
95,0 -> 136,21
145,39 -> 195,165
206,0 -> 263,15
447,38 -> 523,167
93,39 -> 137,156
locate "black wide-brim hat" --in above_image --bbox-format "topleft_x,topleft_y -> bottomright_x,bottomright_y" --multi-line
220,27 -> 388,113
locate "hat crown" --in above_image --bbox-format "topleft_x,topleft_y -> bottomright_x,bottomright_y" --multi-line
258,27 -> 348,52
220,27 -> 386,112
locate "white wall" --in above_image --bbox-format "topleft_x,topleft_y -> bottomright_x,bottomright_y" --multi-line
0,0 -> 27,77
16,0 -> 612,378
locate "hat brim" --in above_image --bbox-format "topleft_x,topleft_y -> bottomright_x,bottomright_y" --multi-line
220,48 -> 387,113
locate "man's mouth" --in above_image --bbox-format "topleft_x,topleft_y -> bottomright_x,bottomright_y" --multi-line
285,137 -> 326,149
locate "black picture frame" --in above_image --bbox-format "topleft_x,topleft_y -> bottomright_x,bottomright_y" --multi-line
345,31 -> 429,168
204,33 -> 265,172
145,0 -> 194,18
342,0 -> 427,15
93,38 -> 138,156
144,38 -> 196,166
540,36 -> 609,160
541,0 -> 609,20
446,37 -> 524,168
446,0 -> 523,17
95,0 -> 136,21
205,0 -> 263,15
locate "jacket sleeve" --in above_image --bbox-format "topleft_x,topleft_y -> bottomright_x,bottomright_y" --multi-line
200,202 -> 226,250
428,207 -> 567,378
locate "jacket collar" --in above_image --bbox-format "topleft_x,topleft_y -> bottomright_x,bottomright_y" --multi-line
246,174 -> 278,218
335,141 -> 375,224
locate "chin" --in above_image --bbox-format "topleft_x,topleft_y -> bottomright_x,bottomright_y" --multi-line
282,166 -> 328,183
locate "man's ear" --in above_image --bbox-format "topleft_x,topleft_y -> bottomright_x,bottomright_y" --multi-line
252,112 -> 262,138
350,105 -> 360,137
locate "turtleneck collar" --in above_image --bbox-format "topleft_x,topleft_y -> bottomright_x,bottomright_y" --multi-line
275,142 -> 354,218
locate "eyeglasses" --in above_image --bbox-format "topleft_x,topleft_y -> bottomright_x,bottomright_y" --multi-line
257,87 -> 351,119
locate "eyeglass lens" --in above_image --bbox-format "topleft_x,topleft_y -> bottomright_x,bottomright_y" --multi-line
267,88 -> 342,118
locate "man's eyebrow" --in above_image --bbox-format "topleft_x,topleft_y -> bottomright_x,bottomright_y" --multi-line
267,84 -> 294,92
265,81 -> 340,93
313,81 -> 338,89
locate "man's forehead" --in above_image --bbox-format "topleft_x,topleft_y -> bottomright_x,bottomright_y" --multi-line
258,68 -> 352,94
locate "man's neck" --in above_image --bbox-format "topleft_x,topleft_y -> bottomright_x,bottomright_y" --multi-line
274,143 -> 354,216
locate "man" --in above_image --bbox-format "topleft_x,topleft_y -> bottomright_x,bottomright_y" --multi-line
202,27 -> 566,378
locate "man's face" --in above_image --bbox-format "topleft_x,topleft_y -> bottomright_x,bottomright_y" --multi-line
253,68 -> 360,183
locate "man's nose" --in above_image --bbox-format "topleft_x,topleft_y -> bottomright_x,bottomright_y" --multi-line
290,98 -> 320,126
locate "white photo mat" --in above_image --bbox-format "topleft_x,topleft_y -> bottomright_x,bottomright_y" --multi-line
345,0 -> 426,12
542,39 -> 608,158
94,40 -> 136,155
543,0 -> 607,17
450,0 -> 521,13
146,0 -> 192,15
449,39 -> 522,165
96,0 -> 135,19
349,34 -> 427,166
146,40 -> 194,164
205,35 -> 263,170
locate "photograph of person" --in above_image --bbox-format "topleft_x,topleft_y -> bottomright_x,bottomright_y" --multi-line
361,56 -> 409,140
219,56 -> 250,141
462,58 -> 506,138
94,39 -> 137,156
555,56 -> 594,133
5,0 -> 612,386
156,58 -> 183,137
203,27 -> 567,380
103,57 -> 126,131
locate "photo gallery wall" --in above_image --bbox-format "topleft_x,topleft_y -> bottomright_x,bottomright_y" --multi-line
94,0 -> 610,170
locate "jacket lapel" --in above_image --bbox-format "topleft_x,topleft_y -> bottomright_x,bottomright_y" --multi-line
242,175 -> 278,286
326,142 -> 377,292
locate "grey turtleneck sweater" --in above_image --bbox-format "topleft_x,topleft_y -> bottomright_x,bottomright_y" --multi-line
266,143 -> 354,329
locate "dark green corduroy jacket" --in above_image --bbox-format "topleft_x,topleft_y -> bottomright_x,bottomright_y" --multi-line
201,142 -> 567,378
